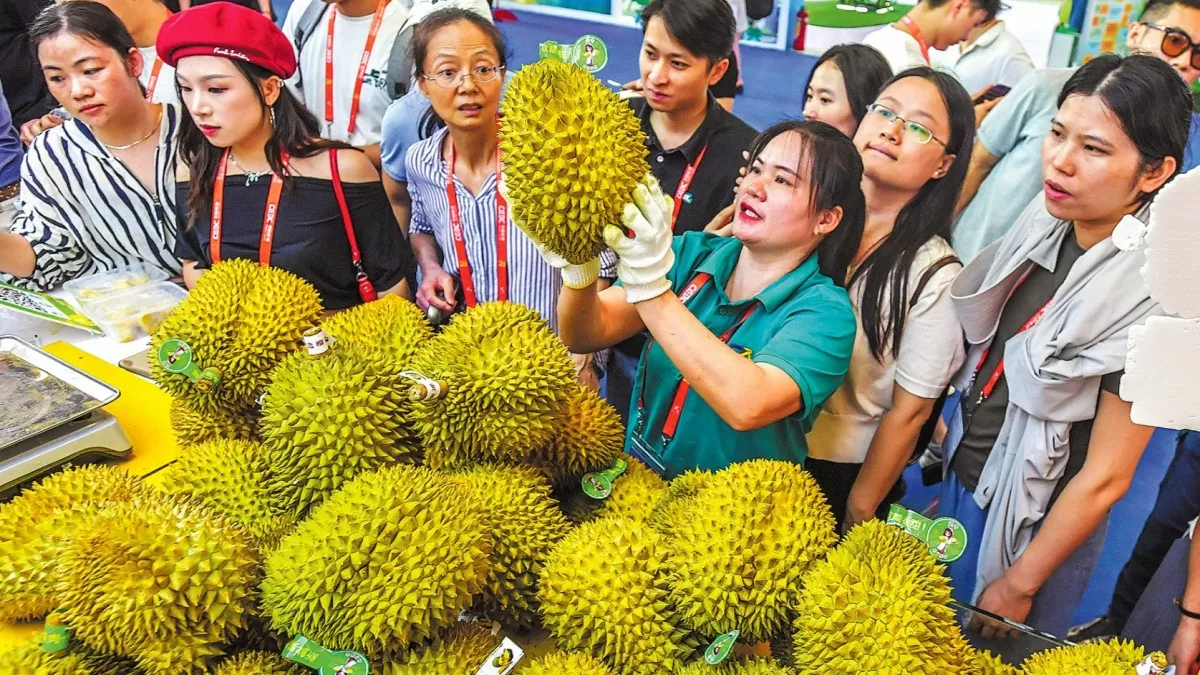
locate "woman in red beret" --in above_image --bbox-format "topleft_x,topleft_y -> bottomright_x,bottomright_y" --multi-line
162,2 -> 414,310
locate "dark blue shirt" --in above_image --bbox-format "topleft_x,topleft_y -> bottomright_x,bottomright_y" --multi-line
0,80 -> 22,187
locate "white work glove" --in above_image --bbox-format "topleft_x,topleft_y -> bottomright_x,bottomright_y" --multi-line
500,179 -> 600,289
603,175 -> 675,304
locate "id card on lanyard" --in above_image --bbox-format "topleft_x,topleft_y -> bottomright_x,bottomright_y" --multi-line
210,148 -> 288,266
324,0 -> 388,138
445,135 -> 508,308
628,271 -> 758,473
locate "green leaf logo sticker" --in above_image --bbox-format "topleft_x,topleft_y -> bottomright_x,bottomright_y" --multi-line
283,635 -> 370,675
41,610 -> 71,653
926,517 -> 967,563
538,34 -> 610,74
582,456 -> 628,500
157,338 -> 221,392
704,630 -> 739,665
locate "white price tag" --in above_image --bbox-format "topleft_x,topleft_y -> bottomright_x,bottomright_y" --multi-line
475,637 -> 524,675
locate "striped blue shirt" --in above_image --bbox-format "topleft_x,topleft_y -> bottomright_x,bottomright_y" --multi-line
407,127 -> 616,332
2,105 -> 182,291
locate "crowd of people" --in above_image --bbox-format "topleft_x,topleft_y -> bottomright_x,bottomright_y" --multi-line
1,0 -> 1199,667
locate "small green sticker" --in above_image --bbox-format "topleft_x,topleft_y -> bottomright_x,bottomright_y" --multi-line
157,338 -> 221,392
283,635 -> 370,675
539,34 -> 609,74
704,630 -> 739,665
886,504 -> 968,563
41,610 -> 70,653
582,456 -> 629,500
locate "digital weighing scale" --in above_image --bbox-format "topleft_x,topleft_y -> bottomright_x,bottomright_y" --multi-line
0,336 -> 131,499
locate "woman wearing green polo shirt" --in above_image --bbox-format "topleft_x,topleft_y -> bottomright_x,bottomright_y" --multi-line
555,120 -> 863,478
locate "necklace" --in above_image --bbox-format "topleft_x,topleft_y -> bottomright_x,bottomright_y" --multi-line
101,110 -> 163,151
227,153 -> 273,187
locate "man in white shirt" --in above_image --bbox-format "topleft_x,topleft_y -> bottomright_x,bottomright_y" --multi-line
933,17 -> 1035,93
86,0 -> 178,104
283,0 -> 411,167
862,0 -> 999,73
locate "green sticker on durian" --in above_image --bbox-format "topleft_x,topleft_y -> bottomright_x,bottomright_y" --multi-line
886,504 -> 967,563
283,635 -> 370,675
539,34 -> 609,73
704,630 -> 739,665
157,338 -> 221,392
41,610 -> 70,653
582,456 -> 628,499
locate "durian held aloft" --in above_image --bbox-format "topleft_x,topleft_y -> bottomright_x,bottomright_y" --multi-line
500,59 -> 649,265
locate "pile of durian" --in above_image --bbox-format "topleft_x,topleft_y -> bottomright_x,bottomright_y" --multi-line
0,261 -> 1167,674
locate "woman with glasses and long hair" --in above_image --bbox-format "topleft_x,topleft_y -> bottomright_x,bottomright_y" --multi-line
806,68 -> 973,531
405,8 -> 608,387
161,2 -> 413,310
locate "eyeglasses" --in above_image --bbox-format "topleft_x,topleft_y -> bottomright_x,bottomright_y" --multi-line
866,103 -> 947,146
421,65 -> 505,89
1142,23 -> 1200,69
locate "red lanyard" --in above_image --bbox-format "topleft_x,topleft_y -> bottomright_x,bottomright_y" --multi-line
210,148 -> 288,266
145,57 -> 164,102
671,143 -> 709,230
900,15 -> 931,64
325,1 -> 388,136
637,272 -> 759,442
973,270 -> 1054,404
446,140 -> 508,307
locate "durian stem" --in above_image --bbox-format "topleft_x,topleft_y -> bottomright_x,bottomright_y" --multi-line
407,380 -> 448,401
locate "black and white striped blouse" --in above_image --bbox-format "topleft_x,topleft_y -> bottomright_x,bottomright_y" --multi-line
2,105 -> 182,291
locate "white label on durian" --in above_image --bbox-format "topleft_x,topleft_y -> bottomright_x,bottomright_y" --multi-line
475,637 -> 524,675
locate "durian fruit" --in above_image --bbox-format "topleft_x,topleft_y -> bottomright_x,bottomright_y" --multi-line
594,455 -> 669,522
56,495 -> 259,674
261,466 -> 492,659
521,651 -> 616,675
0,465 -> 143,621
1020,639 -> 1156,675
154,439 -> 297,550
661,460 -> 838,642
408,302 -> 575,469
382,623 -> 497,675
648,468 -> 712,533
212,650 -> 303,675
791,520 -> 974,674
260,343 -> 417,516
319,294 -> 433,364
525,384 -> 624,489
151,259 -> 322,412
0,640 -> 140,675
539,516 -> 698,675
674,658 -> 794,674
170,398 -> 258,447
500,59 -> 649,264
554,484 -> 603,525
451,465 -> 570,628
974,649 -> 1018,675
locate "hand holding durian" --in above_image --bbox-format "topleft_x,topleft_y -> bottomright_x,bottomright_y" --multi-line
604,174 -> 677,303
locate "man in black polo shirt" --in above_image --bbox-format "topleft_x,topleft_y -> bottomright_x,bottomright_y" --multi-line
608,0 -> 757,423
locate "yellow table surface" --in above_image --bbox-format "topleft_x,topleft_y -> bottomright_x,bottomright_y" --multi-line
0,341 -> 181,648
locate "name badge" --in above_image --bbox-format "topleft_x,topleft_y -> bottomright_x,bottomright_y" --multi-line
628,427 -> 668,476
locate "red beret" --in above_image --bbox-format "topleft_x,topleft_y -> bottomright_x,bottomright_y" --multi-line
157,2 -> 298,79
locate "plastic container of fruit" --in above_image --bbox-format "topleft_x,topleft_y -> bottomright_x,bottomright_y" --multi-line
78,281 -> 188,343
63,262 -> 169,303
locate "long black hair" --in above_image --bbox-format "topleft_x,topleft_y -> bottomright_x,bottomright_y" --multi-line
177,60 -> 348,228
856,67 -> 974,360
743,119 -> 866,287
804,44 -> 893,128
412,8 -> 508,139
28,1 -> 142,91
1057,54 -> 1190,202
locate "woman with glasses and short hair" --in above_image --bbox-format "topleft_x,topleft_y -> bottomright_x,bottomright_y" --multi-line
806,67 -> 974,531
405,8 -> 609,387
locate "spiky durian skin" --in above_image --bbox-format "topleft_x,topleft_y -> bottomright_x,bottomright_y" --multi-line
0,641 -> 142,675
526,384 -> 624,488
539,516 -> 698,675
674,658 -> 794,674
648,468 -> 712,534
662,460 -> 837,642
56,496 -> 259,674
1020,639 -> 1151,675
451,465 -> 570,628
212,650 -> 303,675
151,259 -> 322,412
554,484 -> 603,525
0,465 -> 143,621
382,623 -> 497,675
154,439 -> 297,551
521,652 -> 617,675
595,456 -> 669,522
170,398 -> 258,447
261,466 -> 492,659
500,59 -> 648,264
791,520 -> 974,674
409,302 -> 575,469
974,649 -> 1018,675
260,346 -> 417,516
319,295 -> 433,364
